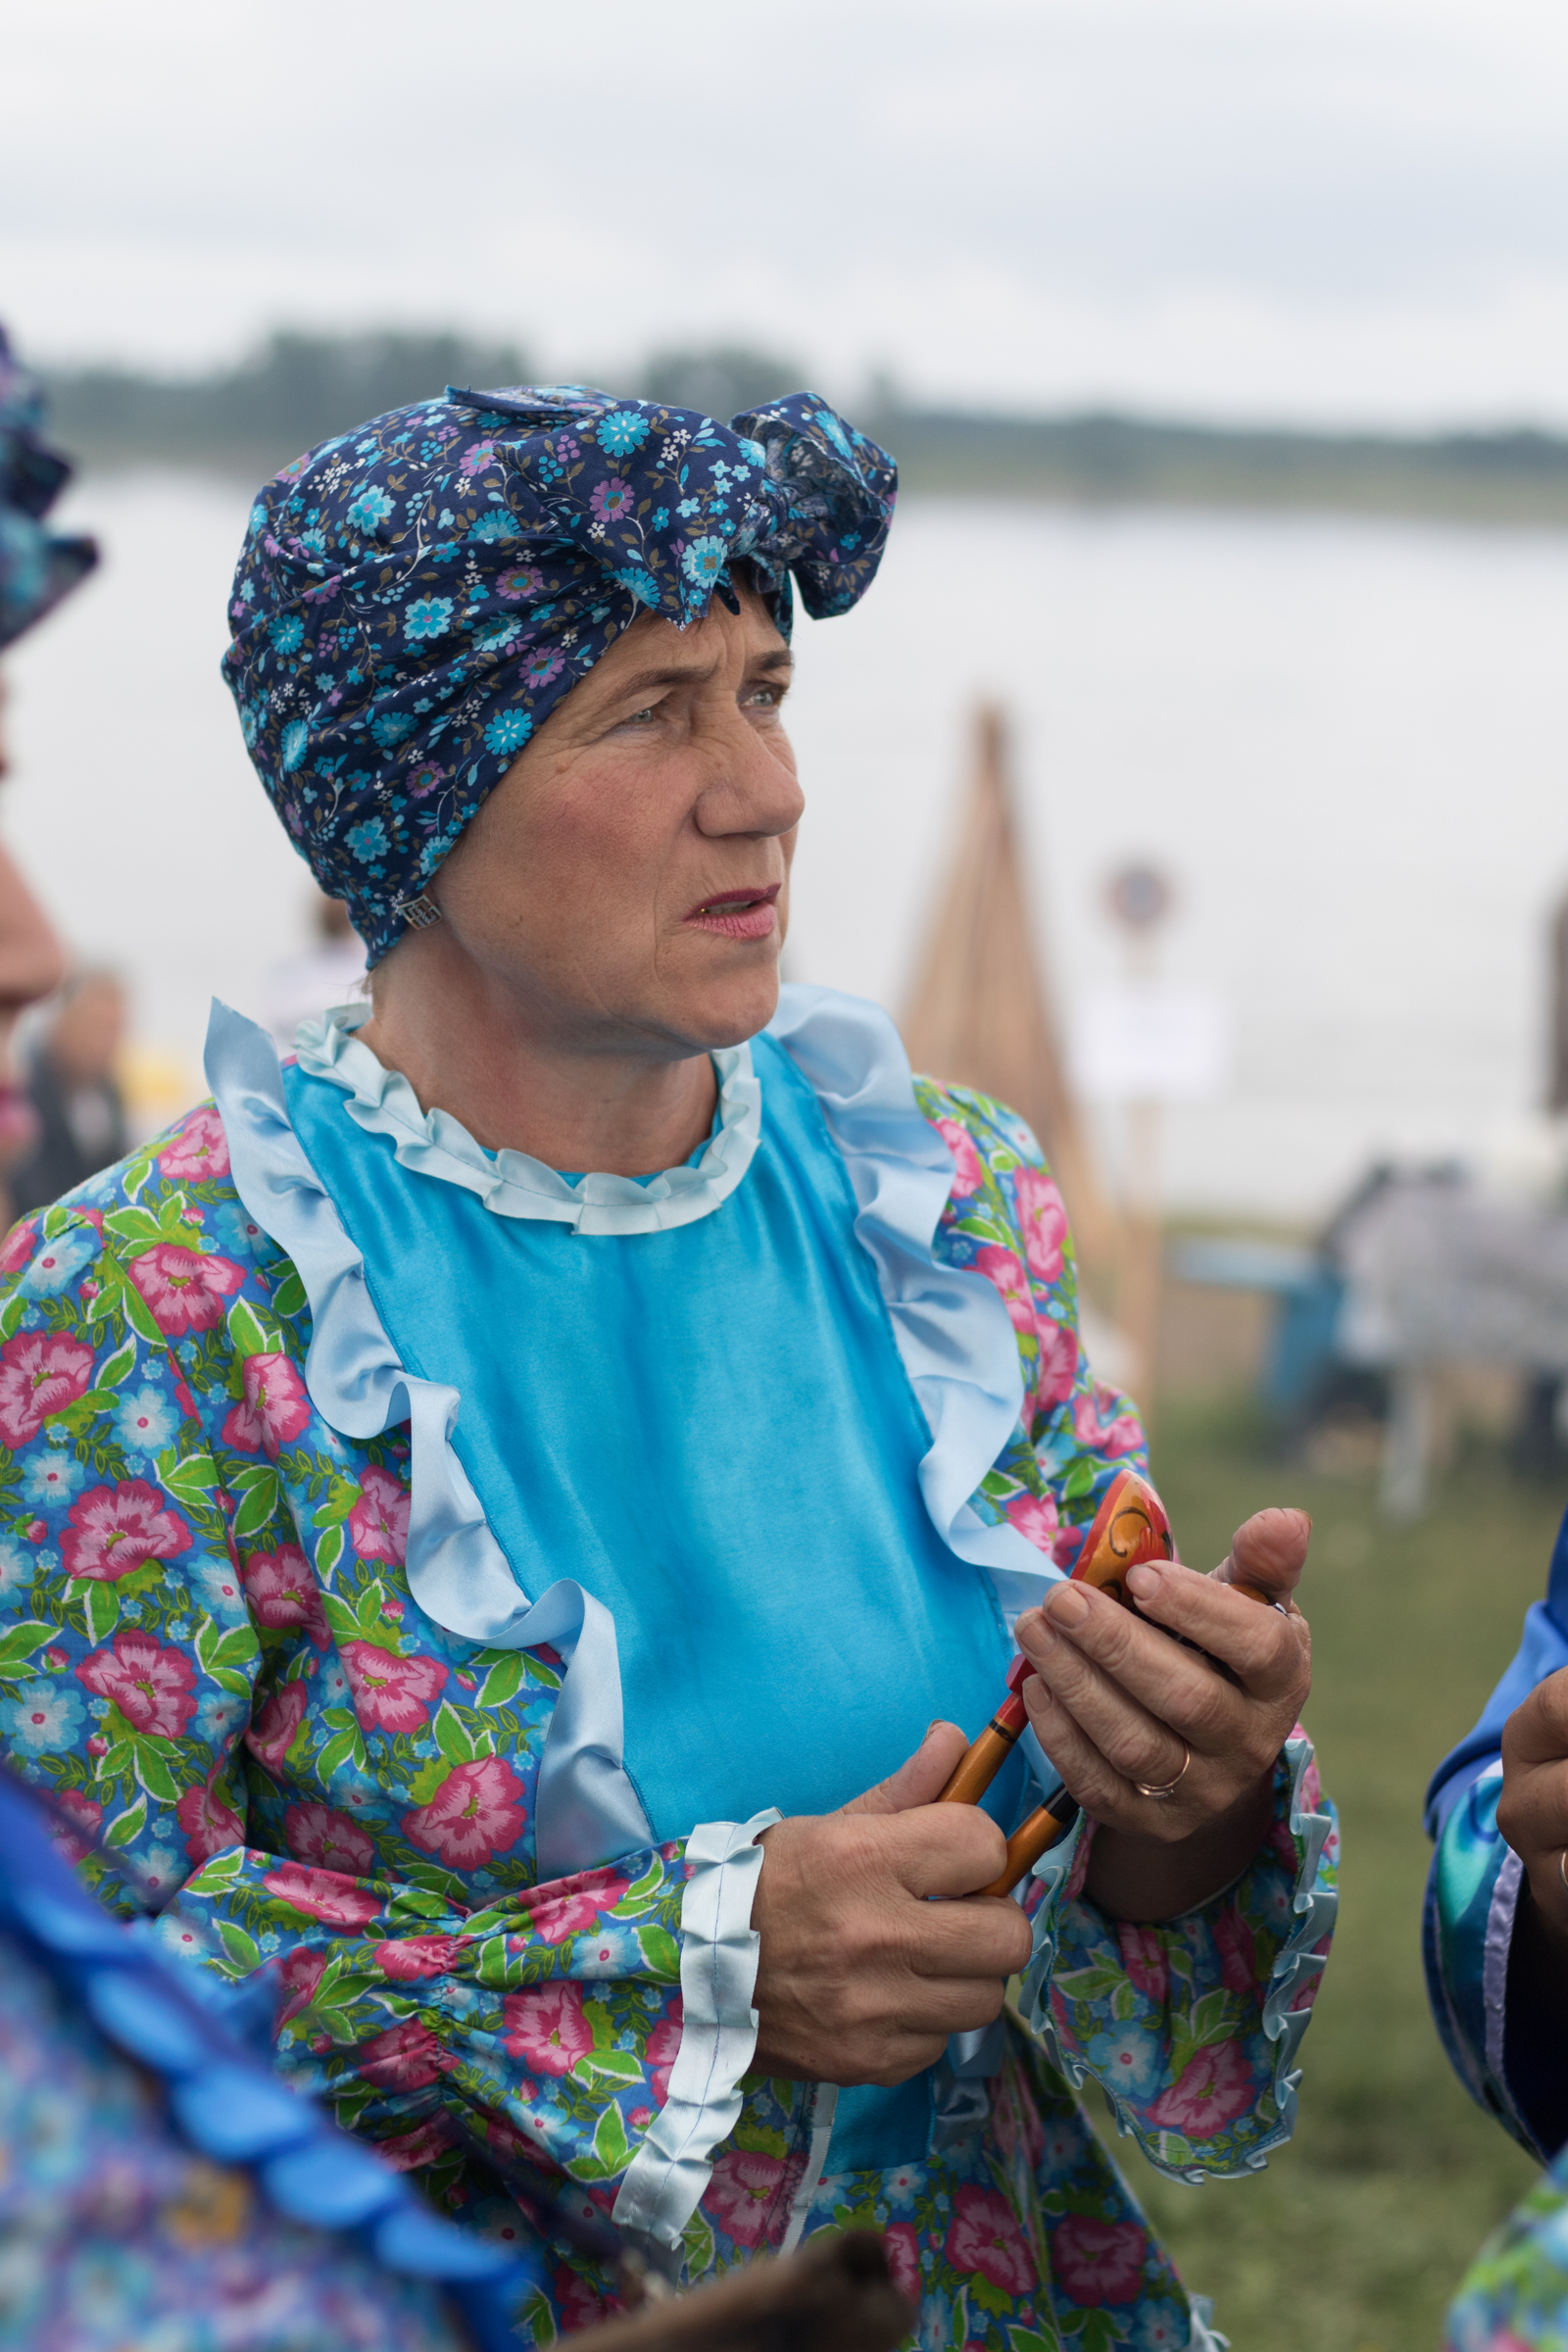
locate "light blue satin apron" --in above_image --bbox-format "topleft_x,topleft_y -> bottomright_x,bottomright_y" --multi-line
283,1034 -> 1023,2168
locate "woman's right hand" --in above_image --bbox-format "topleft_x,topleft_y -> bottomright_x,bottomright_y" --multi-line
1497,1667 -> 1568,1958
749,1723 -> 1034,2085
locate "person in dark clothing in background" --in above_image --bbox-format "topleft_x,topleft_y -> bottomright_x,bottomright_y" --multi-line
10,966 -> 126,1212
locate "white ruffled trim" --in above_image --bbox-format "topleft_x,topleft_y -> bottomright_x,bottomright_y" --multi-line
1017,1731 -> 1337,2186
765,984 -> 1060,1626
293,1003 -> 761,1236
204,1000 -> 655,1878
612,1807 -> 779,2255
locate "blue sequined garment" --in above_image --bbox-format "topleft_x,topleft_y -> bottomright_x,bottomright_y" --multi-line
0,1767 -> 541,2349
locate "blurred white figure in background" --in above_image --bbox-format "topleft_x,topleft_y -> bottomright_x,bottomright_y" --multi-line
264,891 -> 367,1053
11,968 -> 128,1214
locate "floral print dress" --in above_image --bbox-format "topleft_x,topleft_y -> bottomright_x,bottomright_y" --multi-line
0,1028 -> 1337,2351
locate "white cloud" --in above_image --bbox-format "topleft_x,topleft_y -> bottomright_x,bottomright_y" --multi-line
9,0 -> 1568,422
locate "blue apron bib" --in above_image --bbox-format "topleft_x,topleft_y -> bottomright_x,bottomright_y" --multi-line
283,1035 -> 1023,2168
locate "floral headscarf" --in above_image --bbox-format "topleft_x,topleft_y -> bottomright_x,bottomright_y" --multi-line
0,326 -> 97,652
222,384 -> 896,963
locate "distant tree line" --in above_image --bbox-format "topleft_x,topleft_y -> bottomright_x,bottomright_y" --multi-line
41,331 -> 813,477
41,328 -> 1568,521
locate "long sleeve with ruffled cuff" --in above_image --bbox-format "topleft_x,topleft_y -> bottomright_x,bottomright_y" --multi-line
1022,1731 -> 1338,2180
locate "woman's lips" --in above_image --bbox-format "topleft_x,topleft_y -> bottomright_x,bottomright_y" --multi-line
682,883 -> 781,942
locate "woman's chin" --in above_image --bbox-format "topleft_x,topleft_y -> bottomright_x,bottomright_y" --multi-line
674,962 -> 782,1051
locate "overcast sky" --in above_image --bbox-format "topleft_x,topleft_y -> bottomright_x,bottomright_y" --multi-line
9,0 -> 1568,425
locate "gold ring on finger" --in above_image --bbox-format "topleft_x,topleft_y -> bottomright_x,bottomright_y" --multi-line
1135,1743 -> 1192,1802
1559,1847 -> 1568,1895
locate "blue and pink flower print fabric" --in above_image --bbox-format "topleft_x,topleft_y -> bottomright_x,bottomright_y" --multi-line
221,384 -> 895,961
0,1077 -> 1337,2347
0,321 -> 97,652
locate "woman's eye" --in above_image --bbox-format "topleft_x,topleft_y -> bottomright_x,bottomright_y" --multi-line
624,706 -> 658,724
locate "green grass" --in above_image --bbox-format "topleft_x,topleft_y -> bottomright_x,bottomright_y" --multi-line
1091,1399 -> 1561,2352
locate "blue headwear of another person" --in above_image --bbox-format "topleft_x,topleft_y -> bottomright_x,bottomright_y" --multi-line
222,384 -> 897,963
0,326 -> 98,651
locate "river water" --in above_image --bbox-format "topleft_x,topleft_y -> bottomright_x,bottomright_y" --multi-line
8,469 -> 1568,1222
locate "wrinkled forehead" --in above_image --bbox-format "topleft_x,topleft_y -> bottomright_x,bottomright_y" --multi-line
565,578 -> 792,703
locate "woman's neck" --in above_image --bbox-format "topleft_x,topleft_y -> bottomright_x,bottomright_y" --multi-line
354,964 -> 719,1180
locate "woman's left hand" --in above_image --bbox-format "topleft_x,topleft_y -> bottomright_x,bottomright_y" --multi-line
1012,1506 -> 1313,1922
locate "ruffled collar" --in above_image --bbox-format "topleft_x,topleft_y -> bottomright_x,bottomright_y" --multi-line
291,1004 -> 762,1237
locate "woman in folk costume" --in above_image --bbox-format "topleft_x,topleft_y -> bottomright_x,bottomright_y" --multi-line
0,379 -> 1336,2347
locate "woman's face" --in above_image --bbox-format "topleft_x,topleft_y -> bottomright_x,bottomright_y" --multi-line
417,583 -> 804,1057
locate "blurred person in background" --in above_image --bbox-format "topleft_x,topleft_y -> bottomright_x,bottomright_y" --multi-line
1427,1520 -> 1568,2346
263,888 -> 367,1053
0,377 -> 1336,2349
0,333 -> 77,1225
0,320 -> 552,2352
10,965 -> 128,1214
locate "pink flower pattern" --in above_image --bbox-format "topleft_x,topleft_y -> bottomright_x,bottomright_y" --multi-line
0,1330 -> 94,1446
1145,2039 -> 1258,2136
340,1641 -> 447,1735
1004,1487 -> 1058,1553
285,1800 -> 377,1875
1118,1923 -> 1171,2005
1013,1165 -> 1069,1284
75,1629 -> 197,1739
703,2149 -> 789,2250
403,1755 -> 526,1869
503,1982 -> 592,2077
0,1217 -> 38,1276
373,1934 -> 471,1981
881,2222 -> 921,2308
945,2183 -> 1037,2296
244,1679 -> 309,1774
240,1544 -> 329,1645
933,1112 -> 985,1198
646,2004 -> 683,2107
373,2117 -> 457,2173
61,1480 -> 191,1582
349,1464 -> 410,1564
1049,2213 -> 1148,2306
972,1242 -> 1034,1336
261,1861 -> 382,1929
1033,1313 -> 1078,1415
175,1773 -> 244,1863
158,1103 -> 231,1182
126,1244 -> 244,1337
356,2019 -> 456,2090
276,1946 -> 327,2024
1213,1905 -> 1258,1996
1072,1384 -> 1145,1458
223,1352 -> 311,1460
45,1788 -> 102,1864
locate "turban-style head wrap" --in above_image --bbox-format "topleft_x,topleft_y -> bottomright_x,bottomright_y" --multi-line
0,325 -> 97,652
223,384 -> 897,963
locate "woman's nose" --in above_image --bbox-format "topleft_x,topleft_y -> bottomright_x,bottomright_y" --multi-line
700,719 -> 806,839
0,843 -> 68,1013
